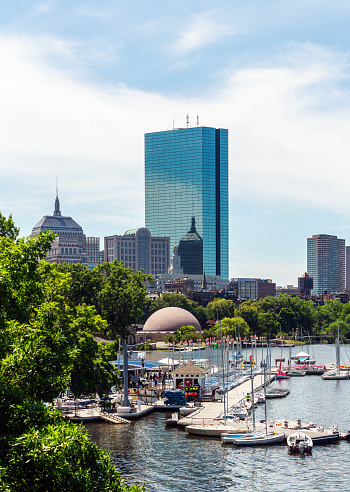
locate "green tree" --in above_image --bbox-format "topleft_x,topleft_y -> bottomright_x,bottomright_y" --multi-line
96,261 -> 153,339
0,389 -> 144,492
0,215 -> 146,490
234,302 -> 260,336
0,211 -> 20,240
206,298 -> 235,320
214,317 -> 249,338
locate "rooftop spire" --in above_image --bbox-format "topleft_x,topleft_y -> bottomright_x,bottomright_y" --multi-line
54,177 -> 61,216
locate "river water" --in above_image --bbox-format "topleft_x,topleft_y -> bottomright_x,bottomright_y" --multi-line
86,344 -> 350,492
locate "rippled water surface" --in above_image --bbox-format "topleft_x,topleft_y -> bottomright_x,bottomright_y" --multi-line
86,344 -> 350,492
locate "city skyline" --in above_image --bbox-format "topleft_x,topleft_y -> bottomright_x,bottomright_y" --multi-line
1,1 -> 350,285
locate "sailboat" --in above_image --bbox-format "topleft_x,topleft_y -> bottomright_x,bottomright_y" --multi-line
322,321 -> 349,380
221,358 -> 284,445
276,359 -> 290,379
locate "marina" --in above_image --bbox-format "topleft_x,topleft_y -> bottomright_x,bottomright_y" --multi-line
84,343 -> 350,491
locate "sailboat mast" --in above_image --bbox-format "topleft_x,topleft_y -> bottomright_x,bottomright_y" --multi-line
336,320 -> 340,373
220,320 -> 226,423
263,361 -> 267,435
250,357 -> 255,431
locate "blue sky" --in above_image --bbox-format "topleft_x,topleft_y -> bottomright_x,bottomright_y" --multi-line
1,0 -> 350,285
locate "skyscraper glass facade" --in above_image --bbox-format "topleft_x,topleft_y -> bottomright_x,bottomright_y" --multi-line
145,126 -> 229,279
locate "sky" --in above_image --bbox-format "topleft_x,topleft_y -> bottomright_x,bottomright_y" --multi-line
1,0 -> 350,286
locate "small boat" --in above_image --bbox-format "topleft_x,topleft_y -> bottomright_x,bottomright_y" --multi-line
322,321 -> 350,380
266,388 -> 290,398
185,423 -> 250,437
228,432 -> 284,446
224,406 -> 248,420
288,369 -> 306,377
179,403 -> 197,416
276,360 -> 290,379
287,432 -> 313,454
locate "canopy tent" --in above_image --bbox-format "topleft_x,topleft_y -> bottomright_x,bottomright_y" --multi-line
110,360 -> 167,370
292,351 -> 311,358
155,358 -> 180,367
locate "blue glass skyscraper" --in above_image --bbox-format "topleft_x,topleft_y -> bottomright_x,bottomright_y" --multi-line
145,126 -> 229,280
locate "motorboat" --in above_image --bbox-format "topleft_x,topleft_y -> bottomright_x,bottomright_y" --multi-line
288,369 -> 306,377
287,432 -> 313,454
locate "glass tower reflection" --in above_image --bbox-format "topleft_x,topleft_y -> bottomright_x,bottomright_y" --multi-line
145,126 -> 228,279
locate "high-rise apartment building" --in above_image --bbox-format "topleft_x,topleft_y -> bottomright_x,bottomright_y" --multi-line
307,234 -> 345,295
145,126 -> 229,279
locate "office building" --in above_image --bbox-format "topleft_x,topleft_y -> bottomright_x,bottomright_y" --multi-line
230,278 -> 276,300
298,272 -> 313,298
307,234 -> 345,295
346,246 -> 350,293
145,125 -> 229,279
104,227 -> 170,275
86,237 -> 104,269
31,194 -> 88,265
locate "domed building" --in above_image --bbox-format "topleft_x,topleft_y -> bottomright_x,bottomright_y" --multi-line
178,217 -> 203,275
141,307 -> 201,342
31,194 -> 88,265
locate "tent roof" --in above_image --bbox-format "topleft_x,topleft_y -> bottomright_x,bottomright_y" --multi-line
171,363 -> 208,375
293,351 -> 310,357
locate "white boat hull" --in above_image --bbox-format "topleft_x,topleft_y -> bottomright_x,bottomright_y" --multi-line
229,432 -> 285,446
185,424 -> 250,437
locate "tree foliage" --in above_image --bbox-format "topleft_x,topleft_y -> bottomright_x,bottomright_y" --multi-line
0,214 -> 143,491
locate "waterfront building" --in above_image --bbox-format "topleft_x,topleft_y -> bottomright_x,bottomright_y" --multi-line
307,234 -> 345,295
145,125 -> 229,279
31,194 -> 88,265
104,227 -> 170,275
86,237 -> 104,269
230,278 -> 276,300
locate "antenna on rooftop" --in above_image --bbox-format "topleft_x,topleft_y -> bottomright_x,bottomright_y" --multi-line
186,114 -> 189,128
56,176 -> 58,197
197,115 -> 199,126
173,119 -> 175,130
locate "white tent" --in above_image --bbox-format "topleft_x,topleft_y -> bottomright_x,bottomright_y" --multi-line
154,358 -> 180,368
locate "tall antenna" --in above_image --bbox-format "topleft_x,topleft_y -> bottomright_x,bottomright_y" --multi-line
56,176 -> 58,198
186,114 -> 189,128
197,115 -> 199,126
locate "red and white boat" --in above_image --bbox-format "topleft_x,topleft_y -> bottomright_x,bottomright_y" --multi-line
287,432 -> 313,454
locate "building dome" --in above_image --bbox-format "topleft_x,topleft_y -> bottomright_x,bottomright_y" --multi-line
143,307 -> 201,332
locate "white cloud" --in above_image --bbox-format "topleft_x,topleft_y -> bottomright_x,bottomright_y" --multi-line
172,13 -> 235,55
2,33 -> 350,284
